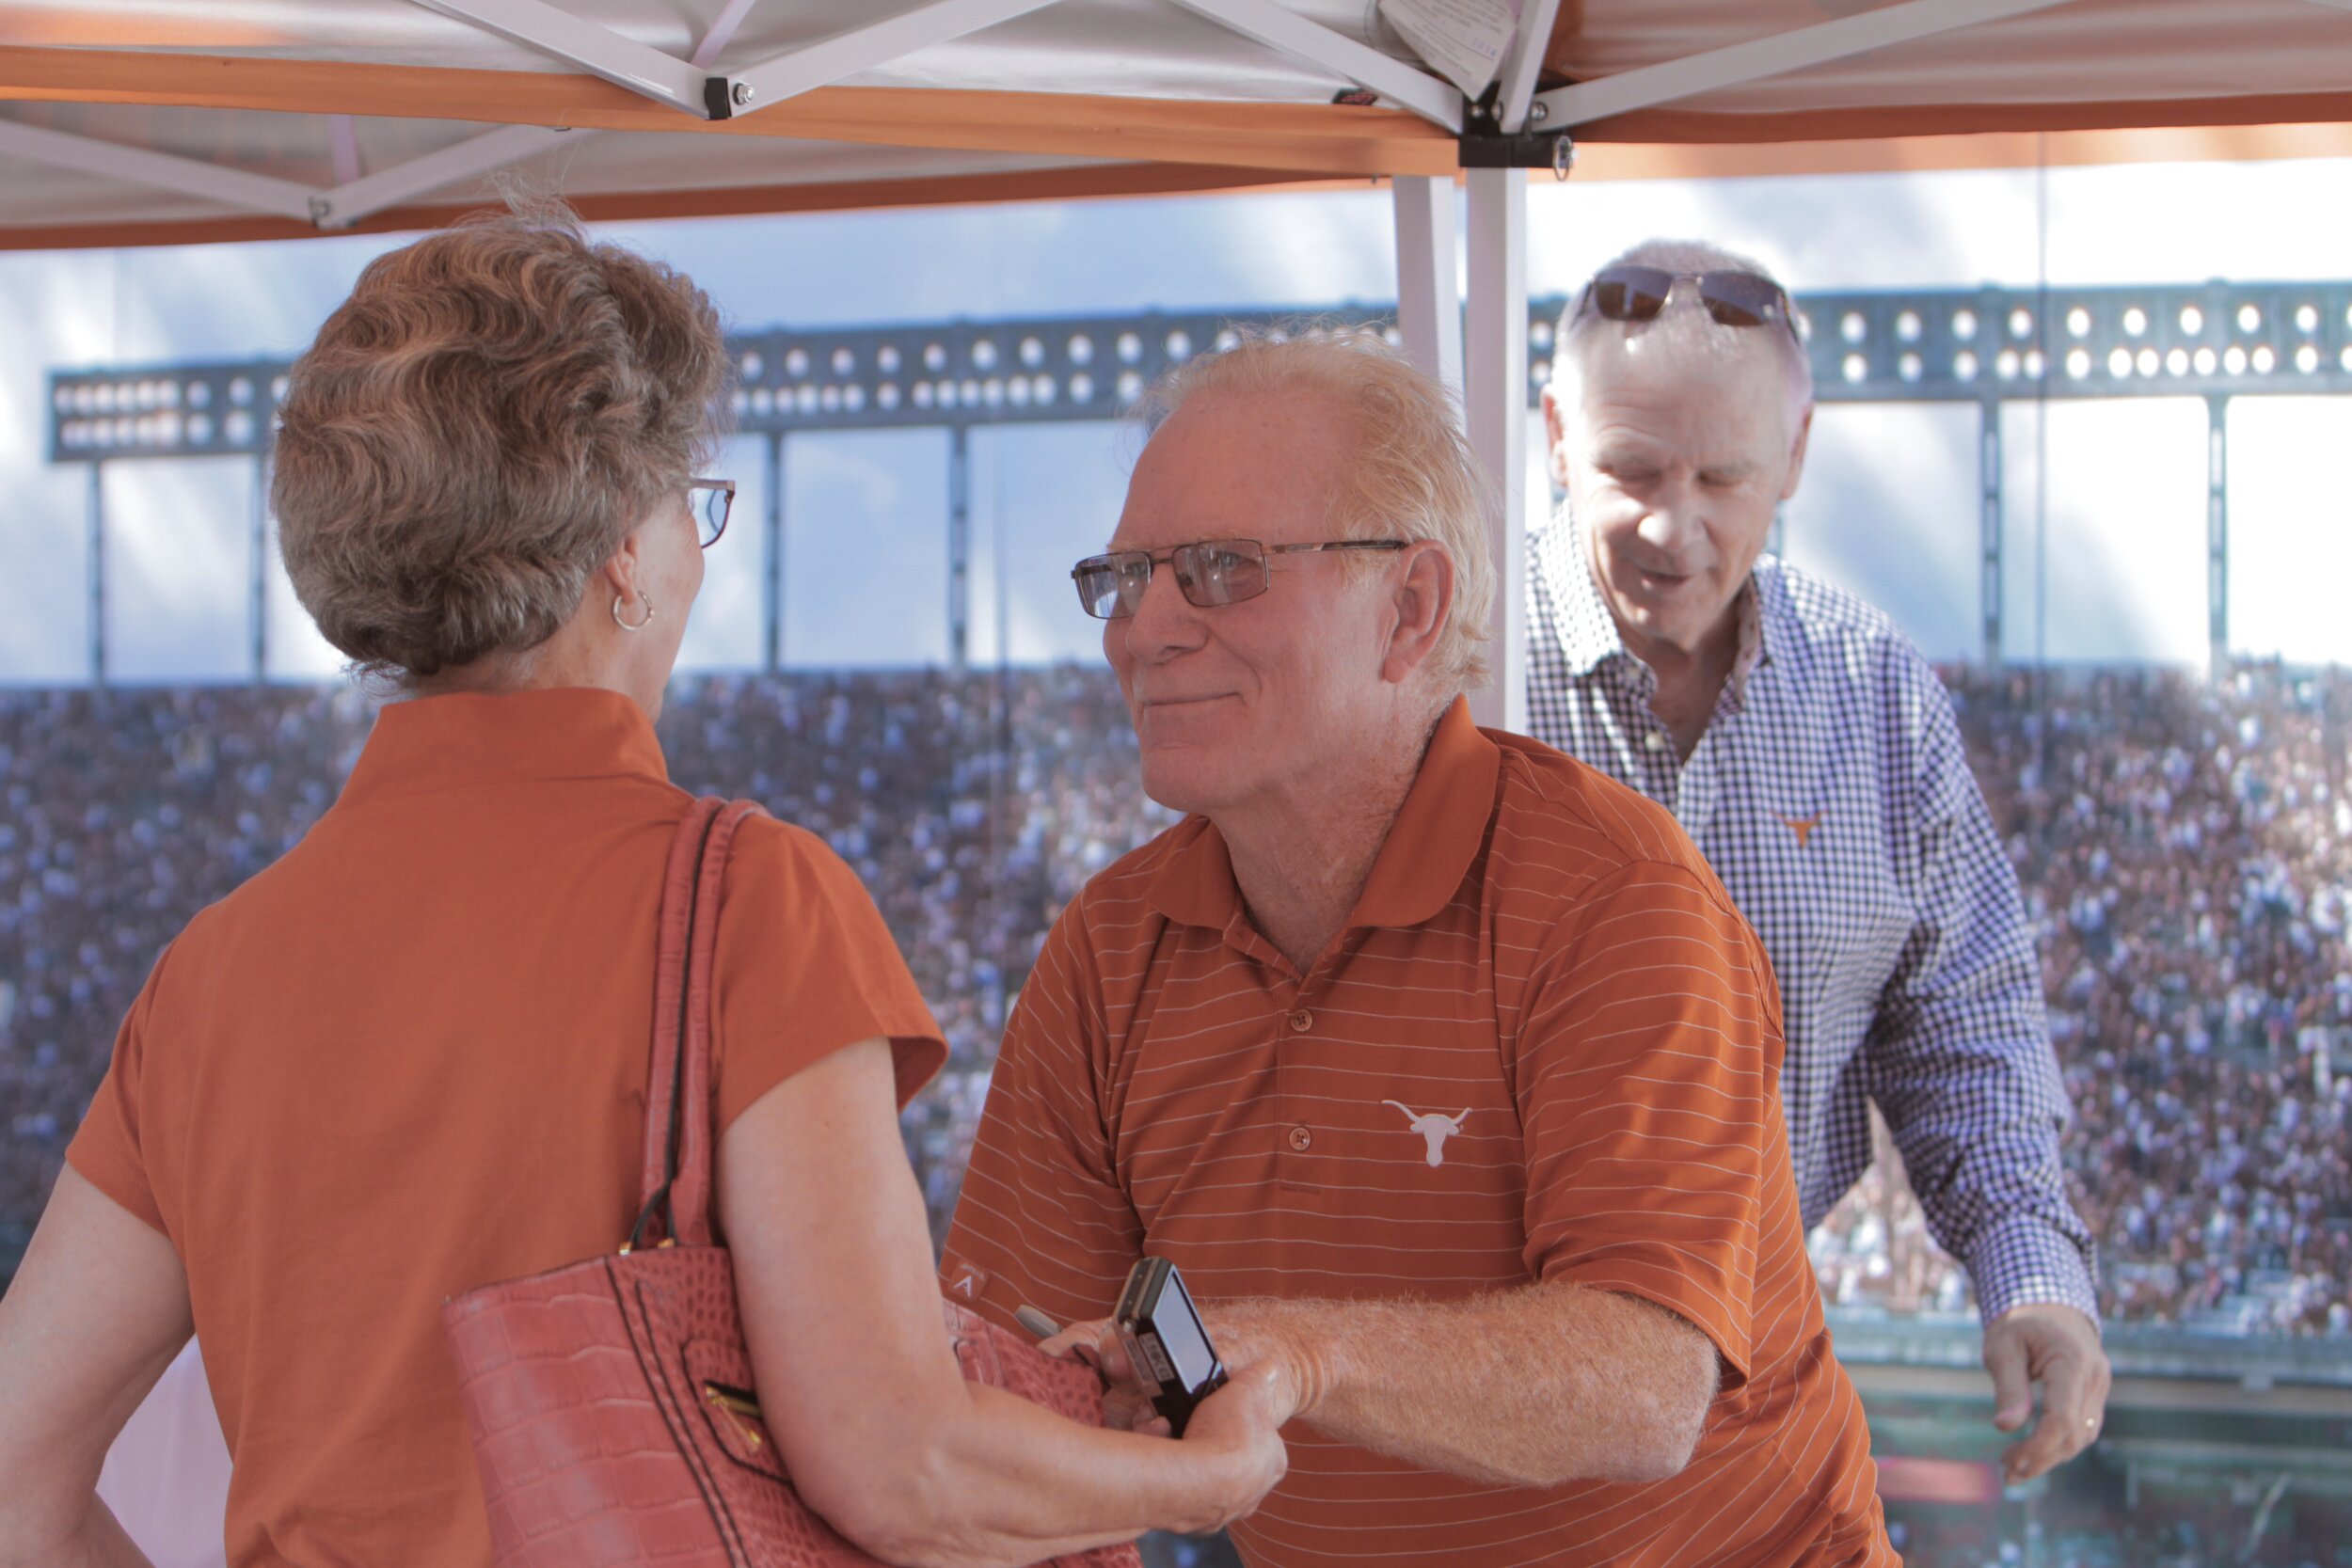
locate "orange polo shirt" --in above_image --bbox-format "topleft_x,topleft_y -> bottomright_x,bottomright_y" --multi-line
943,698 -> 1894,1568
67,687 -> 945,1568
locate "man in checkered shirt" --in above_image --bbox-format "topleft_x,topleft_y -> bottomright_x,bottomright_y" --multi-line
1527,238 -> 2110,1484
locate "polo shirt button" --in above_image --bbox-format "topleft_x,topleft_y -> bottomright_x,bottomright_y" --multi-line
1643,730 -> 1667,752
1289,1008 -> 1313,1032
1288,1125 -> 1313,1151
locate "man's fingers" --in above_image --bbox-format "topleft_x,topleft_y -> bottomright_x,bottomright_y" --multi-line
1982,1323 -> 2033,1434
2003,1339 -> 2095,1484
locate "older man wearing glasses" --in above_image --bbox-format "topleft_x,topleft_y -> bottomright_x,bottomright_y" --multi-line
942,331 -> 1896,1567
1530,237 -> 2110,1485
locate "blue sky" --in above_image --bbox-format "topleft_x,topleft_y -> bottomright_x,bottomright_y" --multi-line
4,156 -> 2350,683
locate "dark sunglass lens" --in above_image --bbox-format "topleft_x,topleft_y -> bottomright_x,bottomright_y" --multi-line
1593,267 -> 1672,321
1175,542 -> 1267,607
1701,274 -> 1782,328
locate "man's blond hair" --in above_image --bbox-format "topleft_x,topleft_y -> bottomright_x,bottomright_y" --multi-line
1136,326 -> 1496,692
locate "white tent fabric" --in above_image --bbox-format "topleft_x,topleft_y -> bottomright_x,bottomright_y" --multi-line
0,0 -> 1386,97
1543,0 -> 2352,136
2,0 -> 2349,247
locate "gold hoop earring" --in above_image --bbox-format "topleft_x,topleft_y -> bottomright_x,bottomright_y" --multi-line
612,591 -> 655,632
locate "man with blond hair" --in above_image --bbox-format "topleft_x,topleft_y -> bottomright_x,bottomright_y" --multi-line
1531,238 -> 2109,1485
944,331 -> 1897,1566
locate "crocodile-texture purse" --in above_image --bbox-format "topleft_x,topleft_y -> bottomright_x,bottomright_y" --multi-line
443,797 -> 1142,1568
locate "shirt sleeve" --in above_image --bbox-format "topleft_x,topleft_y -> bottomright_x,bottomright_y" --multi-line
64,941 -> 177,1236
1516,860 -> 1775,1390
712,817 -> 946,1132
940,895 -> 1142,1337
1860,663 -> 2099,1327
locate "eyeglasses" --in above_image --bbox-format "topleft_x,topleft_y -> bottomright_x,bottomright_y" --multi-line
689,478 -> 735,549
1577,264 -> 1797,337
1072,537 -> 1407,620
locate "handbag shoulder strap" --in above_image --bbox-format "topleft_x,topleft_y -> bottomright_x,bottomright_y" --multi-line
629,796 -> 764,1251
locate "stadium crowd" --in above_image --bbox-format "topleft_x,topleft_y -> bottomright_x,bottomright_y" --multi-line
3,663 -> 2346,1338
1809,664 -> 2352,1337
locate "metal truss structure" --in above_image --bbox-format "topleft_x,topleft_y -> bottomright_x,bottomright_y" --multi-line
45,277 -> 2352,683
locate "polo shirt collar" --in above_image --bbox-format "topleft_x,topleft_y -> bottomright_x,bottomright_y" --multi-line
338,686 -> 670,807
1349,697 -> 1499,928
1539,503 -> 1776,705
1145,696 -> 1500,937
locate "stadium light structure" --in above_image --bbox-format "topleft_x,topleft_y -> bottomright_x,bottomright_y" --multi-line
45,278 -> 2352,682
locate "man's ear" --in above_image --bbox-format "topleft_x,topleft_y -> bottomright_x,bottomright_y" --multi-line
1540,384 -> 1573,492
1780,404 -> 1815,501
1380,542 -> 1455,688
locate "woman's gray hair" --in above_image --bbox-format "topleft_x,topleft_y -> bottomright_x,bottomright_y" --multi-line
272,206 -> 728,688
1134,325 -> 1497,693
1554,238 -> 1813,434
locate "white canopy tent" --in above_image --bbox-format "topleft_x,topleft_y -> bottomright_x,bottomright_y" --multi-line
6,0 -> 2352,722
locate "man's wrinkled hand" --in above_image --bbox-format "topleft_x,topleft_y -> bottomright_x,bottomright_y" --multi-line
1983,1302 -> 2109,1484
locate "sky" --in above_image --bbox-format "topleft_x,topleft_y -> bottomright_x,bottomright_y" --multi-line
3,155 -> 2350,684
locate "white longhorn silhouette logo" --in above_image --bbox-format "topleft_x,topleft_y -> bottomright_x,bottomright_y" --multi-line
1384,1101 -> 1471,1167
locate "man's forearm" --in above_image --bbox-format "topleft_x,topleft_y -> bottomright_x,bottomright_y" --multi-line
1205,1281 -> 1717,1490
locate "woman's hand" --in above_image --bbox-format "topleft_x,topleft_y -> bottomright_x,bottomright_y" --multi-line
1038,1319 -> 1163,1433
1040,1319 -> 1295,1532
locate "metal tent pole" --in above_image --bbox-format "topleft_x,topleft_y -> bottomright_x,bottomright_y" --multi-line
87,462 -> 107,688
251,453 -> 270,684
1980,400 -> 2004,670
949,423 -> 972,673
2207,394 -> 2231,676
1464,167 -> 1528,732
764,431 -> 785,673
1391,175 -> 1462,398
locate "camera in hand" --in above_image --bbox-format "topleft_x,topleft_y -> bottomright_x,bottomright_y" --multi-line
1113,1257 -> 1228,1436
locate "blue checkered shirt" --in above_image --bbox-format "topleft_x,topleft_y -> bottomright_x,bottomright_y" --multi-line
1525,513 -> 2097,1327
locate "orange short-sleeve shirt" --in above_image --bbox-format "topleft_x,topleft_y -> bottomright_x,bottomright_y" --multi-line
66,688 -> 945,1568
943,698 -> 1893,1568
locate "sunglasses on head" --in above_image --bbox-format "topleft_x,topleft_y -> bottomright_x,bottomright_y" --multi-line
1577,264 -> 1797,336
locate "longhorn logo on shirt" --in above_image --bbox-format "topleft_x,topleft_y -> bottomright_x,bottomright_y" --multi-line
1383,1101 -> 1471,1167
1781,813 -> 1822,848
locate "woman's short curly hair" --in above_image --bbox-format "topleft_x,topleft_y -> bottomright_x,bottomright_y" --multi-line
272,208 -> 727,686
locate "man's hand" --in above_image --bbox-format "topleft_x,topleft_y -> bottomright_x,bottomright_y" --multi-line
1040,1316 -> 1312,1441
1983,1302 -> 2109,1484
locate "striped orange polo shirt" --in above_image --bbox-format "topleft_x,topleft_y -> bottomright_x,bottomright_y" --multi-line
943,697 -> 1894,1568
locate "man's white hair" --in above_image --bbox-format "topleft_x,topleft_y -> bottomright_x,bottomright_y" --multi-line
1552,238 -> 1814,435
1135,326 -> 1497,694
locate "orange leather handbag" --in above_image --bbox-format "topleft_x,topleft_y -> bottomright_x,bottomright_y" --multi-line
442,797 -> 1141,1568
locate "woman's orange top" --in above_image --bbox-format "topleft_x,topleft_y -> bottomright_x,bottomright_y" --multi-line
67,687 -> 946,1568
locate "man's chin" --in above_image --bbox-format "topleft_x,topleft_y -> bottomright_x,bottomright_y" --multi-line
1136,754 -> 1225,820
1618,602 -> 1699,642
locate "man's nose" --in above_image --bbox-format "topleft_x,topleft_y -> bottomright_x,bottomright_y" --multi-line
1636,479 -> 1704,552
1118,558 -> 1206,661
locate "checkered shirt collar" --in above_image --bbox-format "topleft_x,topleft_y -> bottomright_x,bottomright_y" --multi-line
1537,506 -> 1777,706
